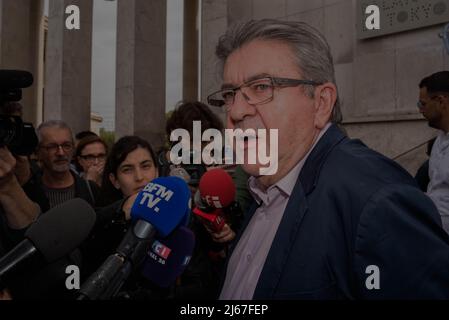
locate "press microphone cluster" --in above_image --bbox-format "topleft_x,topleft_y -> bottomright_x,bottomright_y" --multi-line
78,176 -> 192,300
0,199 -> 96,290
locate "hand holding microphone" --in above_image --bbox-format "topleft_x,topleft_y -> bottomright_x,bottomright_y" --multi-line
78,176 -> 191,300
206,223 -> 236,244
193,168 -> 237,243
0,199 -> 96,288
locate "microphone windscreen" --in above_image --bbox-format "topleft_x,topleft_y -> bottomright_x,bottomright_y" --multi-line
25,198 -> 96,262
0,70 -> 33,88
131,176 -> 191,237
140,226 -> 195,287
199,168 -> 236,208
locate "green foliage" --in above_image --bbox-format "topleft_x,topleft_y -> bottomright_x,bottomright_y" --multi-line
99,128 -> 115,150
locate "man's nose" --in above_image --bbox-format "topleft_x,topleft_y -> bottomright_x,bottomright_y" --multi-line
56,146 -> 65,156
228,90 -> 257,123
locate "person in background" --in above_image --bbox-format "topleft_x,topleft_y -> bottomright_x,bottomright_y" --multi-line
35,120 -> 100,209
163,101 -> 251,299
75,130 -> 98,148
418,71 -> 449,233
82,136 -> 159,276
75,135 -> 108,187
414,137 -> 436,192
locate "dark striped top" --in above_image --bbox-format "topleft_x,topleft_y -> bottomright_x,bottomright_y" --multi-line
43,185 -> 76,209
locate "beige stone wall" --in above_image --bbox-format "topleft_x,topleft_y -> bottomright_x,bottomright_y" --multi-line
201,0 -> 449,175
0,0 -> 44,125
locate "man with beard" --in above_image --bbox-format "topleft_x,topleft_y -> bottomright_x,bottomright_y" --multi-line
35,120 -> 99,209
418,71 -> 449,233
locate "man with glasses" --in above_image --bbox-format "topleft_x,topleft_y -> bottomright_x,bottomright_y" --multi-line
35,120 -> 99,209
209,19 -> 449,299
418,71 -> 449,233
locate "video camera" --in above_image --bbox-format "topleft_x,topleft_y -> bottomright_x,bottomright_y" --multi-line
0,70 -> 38,156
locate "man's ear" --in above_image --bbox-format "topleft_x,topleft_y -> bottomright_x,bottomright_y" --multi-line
109,173 -> 120,189
313,83 -> 337,129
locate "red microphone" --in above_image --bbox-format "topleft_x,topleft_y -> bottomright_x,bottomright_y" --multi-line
192,168 -> 236,232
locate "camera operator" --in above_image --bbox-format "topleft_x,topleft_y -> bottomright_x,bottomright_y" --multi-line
0,101 -> 41,300
0,146 -> 40,231
0,73 -> 84,299
0,102 -> 41,248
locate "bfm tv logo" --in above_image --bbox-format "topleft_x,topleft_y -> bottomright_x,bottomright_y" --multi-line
152,240 -> 172,260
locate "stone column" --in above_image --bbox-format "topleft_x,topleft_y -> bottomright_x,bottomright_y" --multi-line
116,0 -> 166,150
183,0 -> 198,101
44,0 -> 92,135
0,0 -> 44,125
200,0 -> 227,123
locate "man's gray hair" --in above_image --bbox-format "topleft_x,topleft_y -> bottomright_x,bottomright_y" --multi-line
215,19 -> 342,123
37,120 -> 73,143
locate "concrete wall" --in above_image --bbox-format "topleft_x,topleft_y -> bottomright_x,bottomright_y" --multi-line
0,0 -> 44,125
201,0 -> 448,175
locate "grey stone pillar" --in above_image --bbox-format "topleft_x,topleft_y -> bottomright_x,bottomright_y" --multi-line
0,0 -> 44,125
183,0 -> 198,101
44,0 -> 92,135
200,0 -> 227,122
116,0 -> 166,150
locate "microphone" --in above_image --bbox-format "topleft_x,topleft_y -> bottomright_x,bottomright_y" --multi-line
169,166 -> 192,226
192,168 -> 236,232
0,199 -> 96,282
78,176 -> 191,300
140,226 -> 195,288
0,70 -> 33,88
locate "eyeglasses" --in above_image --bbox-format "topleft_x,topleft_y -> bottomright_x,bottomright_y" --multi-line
40,142 -> 73,153
79,153 -> 107,163
417,94 -> 448,110
207,76 -> 322,110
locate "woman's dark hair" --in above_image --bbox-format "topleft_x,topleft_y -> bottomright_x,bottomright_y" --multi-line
165,101 -> 224,144
100,136 -> 158,204
74,135 -> 108,173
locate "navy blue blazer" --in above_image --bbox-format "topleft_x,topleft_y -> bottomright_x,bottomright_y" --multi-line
224,124 -> 449,299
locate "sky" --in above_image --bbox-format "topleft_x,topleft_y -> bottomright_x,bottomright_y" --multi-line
44,0 -> 184,131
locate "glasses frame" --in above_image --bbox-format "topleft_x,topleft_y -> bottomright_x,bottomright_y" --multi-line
39,142 -> 74,153
417,94 -> 448,110
207,76 -> 323,109
79,153 -> 107,163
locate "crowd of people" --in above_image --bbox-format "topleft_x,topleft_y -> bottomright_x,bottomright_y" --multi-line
1,19 -> 449,300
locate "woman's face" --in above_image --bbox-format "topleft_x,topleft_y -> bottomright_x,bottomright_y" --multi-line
78,142 -> 107,172
109,147 -> 158,197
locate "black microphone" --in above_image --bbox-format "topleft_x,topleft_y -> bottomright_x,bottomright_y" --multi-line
0,199 -> 96,283
0,70 -> 33,89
